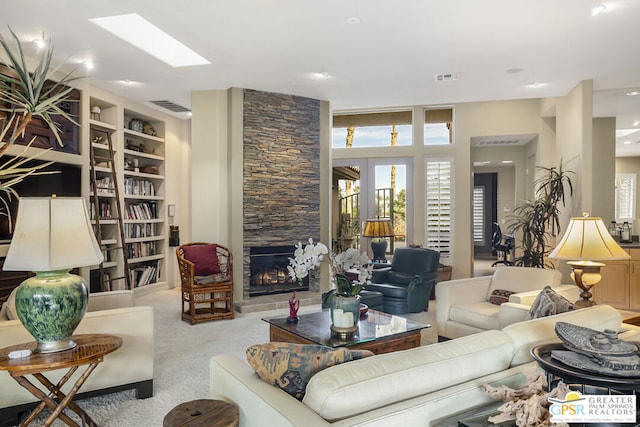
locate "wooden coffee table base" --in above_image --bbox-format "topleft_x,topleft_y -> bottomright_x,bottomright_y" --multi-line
269,324 -> 422,355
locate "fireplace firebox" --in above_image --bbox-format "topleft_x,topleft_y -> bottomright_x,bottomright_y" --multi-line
249,245 -> 308,296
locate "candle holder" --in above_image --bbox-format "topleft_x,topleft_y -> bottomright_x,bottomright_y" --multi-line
330,323 -> 358,338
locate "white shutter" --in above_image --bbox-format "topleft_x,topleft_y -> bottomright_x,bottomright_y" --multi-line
473,186 -> 484,244
425,160 -> 453,260
615,174 -> 636,221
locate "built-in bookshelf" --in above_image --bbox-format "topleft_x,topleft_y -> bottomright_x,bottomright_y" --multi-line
122,108 -> 166,291
87,98 -> 167,293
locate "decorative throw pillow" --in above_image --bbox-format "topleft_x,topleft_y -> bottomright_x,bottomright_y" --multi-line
181,244 -> 221,276
246,342 -> 374,400
526,285 -> 575,320
488,289 -> 516,305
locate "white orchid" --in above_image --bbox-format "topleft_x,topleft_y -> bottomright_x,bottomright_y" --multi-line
287,238 -> 329,282
287,238 -> 372,290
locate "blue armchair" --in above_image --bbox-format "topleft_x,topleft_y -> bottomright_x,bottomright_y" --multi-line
365,247 -> 440,314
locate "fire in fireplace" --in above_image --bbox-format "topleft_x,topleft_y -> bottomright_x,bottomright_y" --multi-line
249,245 -> 309,296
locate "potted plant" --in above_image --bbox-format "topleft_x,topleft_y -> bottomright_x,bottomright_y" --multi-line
0,28 -> 80,223
287,239 -> 372,328
508,160 -> 575,268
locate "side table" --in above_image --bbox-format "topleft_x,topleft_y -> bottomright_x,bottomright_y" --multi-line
163,399 -> 239,427
0,334 -> 122,427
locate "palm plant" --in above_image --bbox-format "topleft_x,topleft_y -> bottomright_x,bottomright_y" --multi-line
508,160 -> 575,268
0,28 -> 80,226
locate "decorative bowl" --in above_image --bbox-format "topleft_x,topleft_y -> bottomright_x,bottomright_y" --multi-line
359,303 -> 368,316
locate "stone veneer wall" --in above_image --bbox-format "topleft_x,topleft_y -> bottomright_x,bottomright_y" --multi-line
242,89 -> 321,297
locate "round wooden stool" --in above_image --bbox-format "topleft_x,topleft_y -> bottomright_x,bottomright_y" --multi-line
163,399 -> 239,427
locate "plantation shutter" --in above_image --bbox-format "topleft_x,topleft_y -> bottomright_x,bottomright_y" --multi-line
473,186 -> 484,244
615,174 -> 636,220
425,160 -> 452,260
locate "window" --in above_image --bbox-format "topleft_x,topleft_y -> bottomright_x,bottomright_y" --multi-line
332,111 -> 412,148
615,174 -> 636,220
425,160 -> 452,260
424,108 -> 453,145
473,186 -> 484,244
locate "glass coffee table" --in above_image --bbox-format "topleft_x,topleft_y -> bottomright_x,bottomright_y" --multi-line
263,309 -> 430,355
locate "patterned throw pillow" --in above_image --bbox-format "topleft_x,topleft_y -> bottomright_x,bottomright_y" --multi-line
246,343 -> 374,400
526,285 -> 575,320
488,289 -> 516,305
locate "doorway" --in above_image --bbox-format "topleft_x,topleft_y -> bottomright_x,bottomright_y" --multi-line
332,158 -> 412,258
473,173 -> 497,257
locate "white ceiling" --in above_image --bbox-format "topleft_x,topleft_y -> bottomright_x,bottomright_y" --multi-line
4,0 -> 640,154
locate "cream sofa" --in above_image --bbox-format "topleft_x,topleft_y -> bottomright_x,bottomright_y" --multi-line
0,290 -> 154,426
209,305 -> 639,426
436,266 -> 579,339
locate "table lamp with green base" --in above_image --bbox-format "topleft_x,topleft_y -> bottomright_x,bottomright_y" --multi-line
3,197 -> 104,353
363,219 -> 394,263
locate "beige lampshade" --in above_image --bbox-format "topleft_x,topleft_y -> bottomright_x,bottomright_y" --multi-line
362,219 -> 395,238
549,214 -> 630,261
3,197 -> 104,271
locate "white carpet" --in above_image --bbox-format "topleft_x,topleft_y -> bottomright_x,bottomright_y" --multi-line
21,287 -> 437,426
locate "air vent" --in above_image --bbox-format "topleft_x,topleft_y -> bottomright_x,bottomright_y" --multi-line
435,72 -> 460,82
149,100 -> 191,113
471,134 -> 537,147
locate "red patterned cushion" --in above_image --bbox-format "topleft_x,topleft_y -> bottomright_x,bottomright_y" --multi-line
489,289 -> 516,305
182,244 -> 221,275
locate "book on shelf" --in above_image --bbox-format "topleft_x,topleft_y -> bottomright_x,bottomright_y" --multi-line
124,202 -> 158,220
125,241 -> 157,258
124,222 -> 156,239
124,178 -> 156,196
130,261 -> 159,287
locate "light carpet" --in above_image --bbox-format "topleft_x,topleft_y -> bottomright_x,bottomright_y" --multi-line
20,287 -> 438,426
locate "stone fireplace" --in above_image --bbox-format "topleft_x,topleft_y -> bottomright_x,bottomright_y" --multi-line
242,89 -> 322,298
248,245 -> 309,296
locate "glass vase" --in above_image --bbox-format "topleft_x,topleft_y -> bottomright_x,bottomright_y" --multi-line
330,294 -> 360,327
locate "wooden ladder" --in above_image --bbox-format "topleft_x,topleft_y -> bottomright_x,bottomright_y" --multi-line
88,127 -> 131,291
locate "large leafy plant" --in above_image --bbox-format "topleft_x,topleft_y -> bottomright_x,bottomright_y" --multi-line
508,160 -> 575,268
0,28 -> 80,225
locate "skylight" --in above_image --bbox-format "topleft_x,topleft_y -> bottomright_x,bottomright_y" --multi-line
89,13 -> 210,67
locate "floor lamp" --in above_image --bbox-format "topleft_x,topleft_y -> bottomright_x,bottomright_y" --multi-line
549,213 -> 630,308
362,219 -> 394,263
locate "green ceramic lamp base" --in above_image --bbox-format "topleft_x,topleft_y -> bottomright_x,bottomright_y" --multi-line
15,269 -> 88,353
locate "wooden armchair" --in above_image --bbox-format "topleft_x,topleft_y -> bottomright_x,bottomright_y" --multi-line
176,242 -> 234,324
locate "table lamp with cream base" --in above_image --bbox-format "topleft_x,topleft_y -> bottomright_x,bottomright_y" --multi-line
549,213 -> 629,308
3,197 -> 104,353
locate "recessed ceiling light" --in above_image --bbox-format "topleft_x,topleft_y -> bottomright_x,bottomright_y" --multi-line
186,111 -> 193,117
501,160 -> 513,164
624,141 -> 632,145
121,79 -> 136,85
627,90 -> 640,96
32,39 -> 45,49
617,129 -> 638,137
315,71 -> 331,79
346,17 -> 361,24
591,4 -> 607,16
527,82 -> 545,88
83,61 -> 94,70
89,13 -> 210,67
634,120 -> 640,127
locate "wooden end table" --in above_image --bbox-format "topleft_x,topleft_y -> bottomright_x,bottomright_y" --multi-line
0,334 -> 122,427
163,399 -> 239,427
